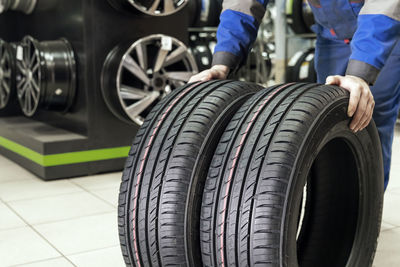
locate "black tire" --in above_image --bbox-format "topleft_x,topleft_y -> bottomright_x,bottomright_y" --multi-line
187,0 -> 200,27
287,0 -> 312,34
302,0 -> 315,31
286,48 -> 316,83
191,0 -> 222,27
200,83 -> 384,267
189,35 -> 213,72
118,80 -> 263,266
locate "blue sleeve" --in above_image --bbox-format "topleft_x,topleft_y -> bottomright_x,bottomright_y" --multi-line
212,0 -> 269,71
346,1 -> 400,85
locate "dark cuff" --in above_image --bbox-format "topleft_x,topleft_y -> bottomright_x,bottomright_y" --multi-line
212,51 -> 241,72
345,59 -> 380,85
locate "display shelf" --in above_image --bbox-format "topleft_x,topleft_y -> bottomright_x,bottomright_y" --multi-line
188,27 -> 218,33
0,116 -> 130,180
0,0 -> 189,180
286,33 -> 316,39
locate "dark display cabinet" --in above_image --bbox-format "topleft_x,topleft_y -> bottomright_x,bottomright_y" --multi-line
0,0 -> 189,179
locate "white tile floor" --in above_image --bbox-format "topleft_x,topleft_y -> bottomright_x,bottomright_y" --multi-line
0,126 -> 399,267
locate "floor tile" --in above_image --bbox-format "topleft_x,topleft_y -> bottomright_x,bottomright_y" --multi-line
388,127 -> 400,190
67,246 -> 125,267
0,201 -> 26,231
91,187 -> 119,207
9,192 -> 115,225
381,221 -> 397,232
389,187 -> 400,195
0,154 -> 16,167
34,212 -> 119,255
70,172 -> 122,191
17,257 -> 74,267
0,226 -> 60,266
0,179 -> 83,202
388,164 -> 400,191
0,164 -> 36,183
374,227 -> 400,267
381,192 -> 400,227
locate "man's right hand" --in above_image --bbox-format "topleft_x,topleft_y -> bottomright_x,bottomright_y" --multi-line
188,65 -> 230,83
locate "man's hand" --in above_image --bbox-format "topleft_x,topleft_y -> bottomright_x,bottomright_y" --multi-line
188,65 -> 230,83
326,75 -> 375,133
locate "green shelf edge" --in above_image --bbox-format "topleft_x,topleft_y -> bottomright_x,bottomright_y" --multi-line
0,136 -> 130,167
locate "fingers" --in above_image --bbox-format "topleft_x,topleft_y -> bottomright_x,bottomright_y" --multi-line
356,99 -> 375,132
326,75 -> 359,117
326,75 -> 374,133
188,67 -> 228,83
325,75 -> 341,85
202,72 -> 213,81
343,81 -> 361,118
188,70 -> 212,83
347,82 -> 364,129
349,87 -> 368,131
347,90 -> 360,118
346,80 -> 374,133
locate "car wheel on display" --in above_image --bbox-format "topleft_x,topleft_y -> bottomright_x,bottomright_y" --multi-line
287,0 -> 314,34
0,39 -> 16,111
118,80 -> 262,267
286,48 -> 316,83
260,6 -> 275,44
101,34 -> 198,126
235,41 -> 272,85
15,36 -> 77,117
200,83 -> 384,267
0,0 -> 37,14
107,0 -> 188,16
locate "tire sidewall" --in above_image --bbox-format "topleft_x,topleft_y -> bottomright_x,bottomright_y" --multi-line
281,98 -> 384,267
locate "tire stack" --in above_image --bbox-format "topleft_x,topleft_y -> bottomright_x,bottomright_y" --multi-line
285,0 -> 317,85
187,0 -> 222,75
188,0 -> 223,28
287,0 -> 315,34
118,80 -> 384,267
189,32 -> 216,72
286,48 -> 317,83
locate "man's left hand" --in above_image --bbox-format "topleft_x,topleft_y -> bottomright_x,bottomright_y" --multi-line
326,75 -> 375,133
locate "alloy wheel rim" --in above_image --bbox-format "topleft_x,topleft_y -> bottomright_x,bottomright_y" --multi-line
127,0 -> 188,16
0,40 -> 13,109
112,34 -> 198,125
16,37 -> 41,117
